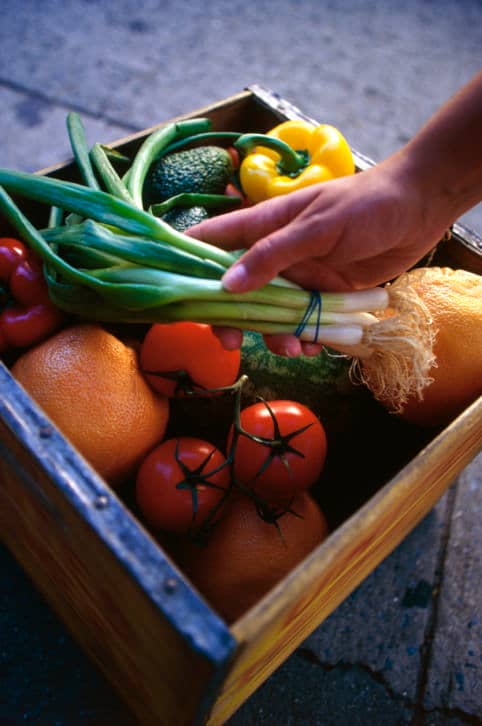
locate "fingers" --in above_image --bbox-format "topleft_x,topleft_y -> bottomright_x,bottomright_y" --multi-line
219,230 -> 297,292
262,333 -> 303,357
265,258 -> 354,292
220,211 -> 341,292
187,206 -> 261,250
187,198 -> 285,251
188,184 -> 321,250
212,326 -> 244,351
211,327 -> 321,360
262,334 -> 323,357
300,341 -> 324,357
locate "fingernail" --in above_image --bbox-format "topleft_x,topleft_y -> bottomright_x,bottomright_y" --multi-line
222,263 -> 248,291
283,340 -> 302,358
274,338 -> 302,358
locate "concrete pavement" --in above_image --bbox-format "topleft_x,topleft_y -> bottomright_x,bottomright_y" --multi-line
1,1 -> 481,723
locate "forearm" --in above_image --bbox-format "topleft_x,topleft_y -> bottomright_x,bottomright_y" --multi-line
390,70 -> 482,222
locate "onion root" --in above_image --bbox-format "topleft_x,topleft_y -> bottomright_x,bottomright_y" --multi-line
347,271 -> 437,413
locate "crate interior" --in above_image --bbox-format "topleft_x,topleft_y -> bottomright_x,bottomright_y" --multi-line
0,90 -> 470,624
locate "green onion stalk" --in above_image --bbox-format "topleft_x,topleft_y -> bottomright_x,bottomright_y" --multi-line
0,114 -> 435,409
0,171 -> 388,349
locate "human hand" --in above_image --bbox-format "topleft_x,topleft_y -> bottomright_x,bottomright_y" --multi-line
189,154 -> 453,356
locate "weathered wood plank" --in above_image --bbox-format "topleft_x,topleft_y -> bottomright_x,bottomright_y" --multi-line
0,367 -> 236,725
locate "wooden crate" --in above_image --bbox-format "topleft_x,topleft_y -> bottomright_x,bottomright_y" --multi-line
1,85 -> 481,725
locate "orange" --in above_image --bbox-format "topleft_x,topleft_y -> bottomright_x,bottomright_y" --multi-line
398,267 -> 482,426
178,491 -> 328,623
11,323 -> 169,485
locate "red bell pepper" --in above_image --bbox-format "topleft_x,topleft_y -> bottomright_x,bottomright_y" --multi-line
0,237 -> 64,353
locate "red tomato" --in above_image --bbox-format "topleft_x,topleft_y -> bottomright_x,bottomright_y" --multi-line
227,400 -> 327,506
0,238 -> 28,280
0,303 -> 64,348
135,437 -> 230,534
140,322 -> 241,397
9,256 -> 51,306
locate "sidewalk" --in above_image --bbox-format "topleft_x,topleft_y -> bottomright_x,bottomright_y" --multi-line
1,1 -> 481,723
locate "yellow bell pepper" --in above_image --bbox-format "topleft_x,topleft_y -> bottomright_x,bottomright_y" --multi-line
236,119 -> 355,203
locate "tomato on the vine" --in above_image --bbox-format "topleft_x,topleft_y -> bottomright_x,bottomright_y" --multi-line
135,437 -> 230,533
1,303 -> 64,349
227,400 -> 327,506
140,322 -> 241,397
0,237 -> 64,353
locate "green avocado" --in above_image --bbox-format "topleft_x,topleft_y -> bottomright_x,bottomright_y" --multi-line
146,145 -> 233,203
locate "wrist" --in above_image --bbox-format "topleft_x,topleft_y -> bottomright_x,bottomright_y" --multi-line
390,72 -> 482,224
381,143 -> 480,233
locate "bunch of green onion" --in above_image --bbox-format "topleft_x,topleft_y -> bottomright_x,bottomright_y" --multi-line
0,113 -> 389,352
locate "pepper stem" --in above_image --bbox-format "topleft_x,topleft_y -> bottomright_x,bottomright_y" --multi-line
235,133 -> 308,174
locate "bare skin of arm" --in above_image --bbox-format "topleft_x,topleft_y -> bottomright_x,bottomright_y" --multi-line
189,71 -> 482,357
